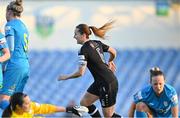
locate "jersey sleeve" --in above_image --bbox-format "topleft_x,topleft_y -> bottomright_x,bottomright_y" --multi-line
100,41 -> 109,52
133,87 -> 150,104
133,91 -> 144,104
5,24 -> 15,37
170,88 -> 178,107
31,102 -> 57,115
78,46 -> 88,66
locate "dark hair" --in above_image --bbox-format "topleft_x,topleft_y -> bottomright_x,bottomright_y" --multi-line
7,0 -> 23,17
76,20 -> 115,39
2,92 -> 27,117
150,67 -> 164,82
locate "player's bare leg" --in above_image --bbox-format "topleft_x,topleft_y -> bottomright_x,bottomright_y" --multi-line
102,105 -> 121,117
0,95 -> 10,109
136,102 -> 153,118
80,92 -> 101,117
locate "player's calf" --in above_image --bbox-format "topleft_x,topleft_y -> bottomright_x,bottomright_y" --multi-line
87,104 -> 101,117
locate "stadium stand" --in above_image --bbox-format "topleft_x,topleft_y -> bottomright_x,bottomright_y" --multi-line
24,48 -> 180,117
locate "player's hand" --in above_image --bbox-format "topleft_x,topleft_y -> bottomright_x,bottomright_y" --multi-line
108,61 -> 116,73
58,75 -> 69,81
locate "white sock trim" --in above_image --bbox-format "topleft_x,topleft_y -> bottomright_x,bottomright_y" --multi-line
89,108 -> 98,115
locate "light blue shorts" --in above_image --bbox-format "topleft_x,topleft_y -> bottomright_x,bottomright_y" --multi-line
0,67 -> 29,96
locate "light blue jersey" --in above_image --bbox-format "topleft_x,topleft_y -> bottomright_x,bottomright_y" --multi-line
4,19 -> 29,69
0,19 -> 30,95
134,84 -> 178,117
0,33 -> 8,86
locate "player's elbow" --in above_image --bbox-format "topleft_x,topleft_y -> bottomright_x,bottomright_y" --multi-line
7,52 -> 11,60
3,48 -> 11,61
78,71 -> 84,76
108,47 -> 116,58
78,67 -> 85,77
75,71 -> 83,78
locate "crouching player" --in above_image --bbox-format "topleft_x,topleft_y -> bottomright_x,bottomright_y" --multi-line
128,67 -> 179,118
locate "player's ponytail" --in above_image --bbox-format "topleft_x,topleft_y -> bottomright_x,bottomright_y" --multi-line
89,20 -> 115,39
76,20 -> 115,40
150,67 -> 164,82
7,0 -> 23,17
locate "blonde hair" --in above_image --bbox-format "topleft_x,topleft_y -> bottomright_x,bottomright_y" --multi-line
76,21 -> 115,39
7,0 -> 23,17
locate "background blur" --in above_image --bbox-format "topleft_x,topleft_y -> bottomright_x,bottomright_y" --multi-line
0,0 -> 180,117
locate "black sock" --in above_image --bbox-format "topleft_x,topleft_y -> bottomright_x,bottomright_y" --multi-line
112,113 -> 121,118
87,104 -> 101,117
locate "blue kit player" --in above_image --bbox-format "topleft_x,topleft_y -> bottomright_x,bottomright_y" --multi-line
0,31 -> 10,89
0,0 -> 29,110
128,67 -> 179,118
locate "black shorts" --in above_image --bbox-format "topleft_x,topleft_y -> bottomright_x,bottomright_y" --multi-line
87,79 -> 118,108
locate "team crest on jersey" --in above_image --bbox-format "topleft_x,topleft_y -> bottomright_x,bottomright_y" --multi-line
35,15 -> 55,39
163,101 -> 168,106
8,85 -> 16,92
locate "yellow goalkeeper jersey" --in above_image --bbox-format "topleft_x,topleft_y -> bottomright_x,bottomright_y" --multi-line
11,102 -> 57,117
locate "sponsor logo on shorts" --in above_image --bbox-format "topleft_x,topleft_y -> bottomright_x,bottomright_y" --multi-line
8,85 -> 16,92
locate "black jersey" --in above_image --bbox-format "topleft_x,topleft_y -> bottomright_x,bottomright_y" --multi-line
78,40 -> 117,83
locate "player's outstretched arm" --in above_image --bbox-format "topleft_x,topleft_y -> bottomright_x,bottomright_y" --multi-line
58,63 -> 86,81
32,102 -> 88,117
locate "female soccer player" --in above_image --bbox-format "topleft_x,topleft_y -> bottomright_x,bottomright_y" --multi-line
0,31 -> 10,88
2,92 -> 88,117
0,0 -> 30,109
128,67 -> 179,118
58,21 -> 121,117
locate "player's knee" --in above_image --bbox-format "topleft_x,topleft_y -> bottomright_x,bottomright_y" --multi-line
0,95 -> 10,101
136,102 -> 149,112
